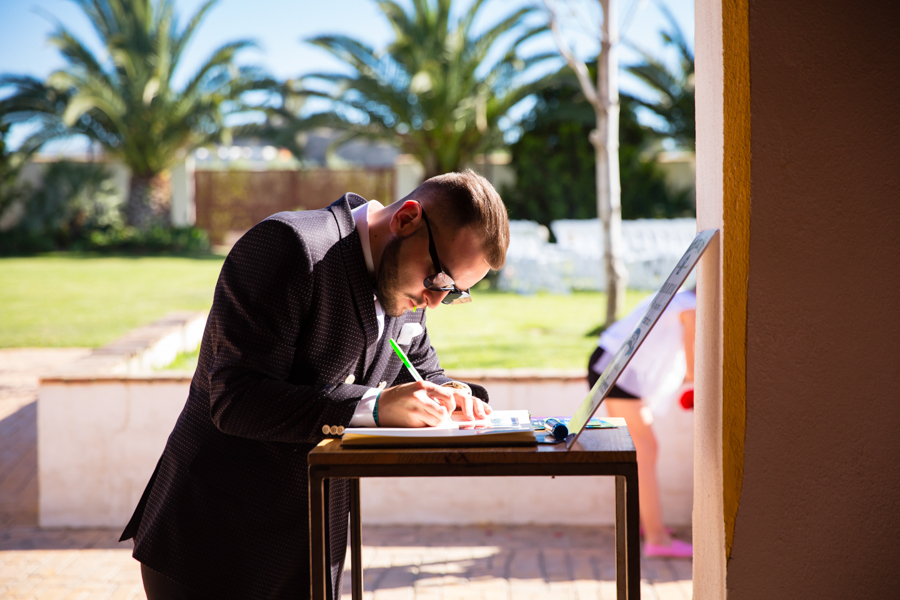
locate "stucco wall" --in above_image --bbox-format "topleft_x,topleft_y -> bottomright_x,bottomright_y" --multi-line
729,1 -> 900,598
694,0 -> 900,597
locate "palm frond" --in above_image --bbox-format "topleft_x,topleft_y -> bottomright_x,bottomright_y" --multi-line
306,35 -> 381,75
180,39 -> 258,99
291,0 -> 554,176
620,3 -> 695,150
171,0 -> 218,68
17,0 -> 266,172
47,27 -> 113,86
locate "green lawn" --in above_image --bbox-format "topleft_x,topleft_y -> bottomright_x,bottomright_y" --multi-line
424,289 -> 647,370
1,254 -> 650,369
0,253 -> 224,347
159,288 -> 649,372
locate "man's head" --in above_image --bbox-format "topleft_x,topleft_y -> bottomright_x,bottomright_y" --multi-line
372,170 -> 510,317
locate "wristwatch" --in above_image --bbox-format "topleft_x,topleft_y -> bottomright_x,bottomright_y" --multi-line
441,381 -> 472,395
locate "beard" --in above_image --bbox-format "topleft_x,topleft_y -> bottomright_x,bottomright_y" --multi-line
376,233 -> 412,317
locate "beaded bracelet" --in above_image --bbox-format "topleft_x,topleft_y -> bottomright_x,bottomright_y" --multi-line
373,392 -> 381,427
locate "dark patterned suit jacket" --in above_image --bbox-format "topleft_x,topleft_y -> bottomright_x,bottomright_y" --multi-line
120,194 -> 488,600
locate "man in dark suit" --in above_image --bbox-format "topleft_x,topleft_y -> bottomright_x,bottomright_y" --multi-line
120,170 -> 510,600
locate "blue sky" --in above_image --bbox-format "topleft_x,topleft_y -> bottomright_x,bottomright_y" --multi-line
0,0 -> 694,152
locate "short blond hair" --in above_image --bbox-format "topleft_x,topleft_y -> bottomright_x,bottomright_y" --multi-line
408,169 -> 510,269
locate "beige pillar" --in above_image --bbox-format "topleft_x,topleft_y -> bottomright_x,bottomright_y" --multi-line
694,0 -> 749,595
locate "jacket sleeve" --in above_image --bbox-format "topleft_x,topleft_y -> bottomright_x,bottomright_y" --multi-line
391,312 -> 490,403
205,218 -> 365,443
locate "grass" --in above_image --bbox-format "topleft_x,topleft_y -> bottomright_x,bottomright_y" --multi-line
0,253 -> 224,348
162,348 -> 206,371
423,288 -> 648,370
158,287 -> 649,372
1,253 -> 650,369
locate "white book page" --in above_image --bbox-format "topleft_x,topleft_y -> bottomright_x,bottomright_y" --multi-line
343,410 -> 531,438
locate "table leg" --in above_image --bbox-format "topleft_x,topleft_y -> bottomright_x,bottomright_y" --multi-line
350,478 -> 363,600
615,475 -> 627,600
616,469 -> 642,599
310,470 -> 327,600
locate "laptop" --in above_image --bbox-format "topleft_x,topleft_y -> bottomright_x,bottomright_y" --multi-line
565,228 -> 718,449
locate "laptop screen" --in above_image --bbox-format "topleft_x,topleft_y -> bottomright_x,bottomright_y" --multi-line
566,228 -> 718,448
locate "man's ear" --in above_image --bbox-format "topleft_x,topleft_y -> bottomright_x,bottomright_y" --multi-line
389,200 -> 423,236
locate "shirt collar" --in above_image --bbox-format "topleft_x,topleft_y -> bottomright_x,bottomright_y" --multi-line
351,199 -> 384,279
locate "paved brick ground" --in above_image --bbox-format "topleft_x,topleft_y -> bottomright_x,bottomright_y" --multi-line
0,349 -> 91,531
0,349 -> 692,599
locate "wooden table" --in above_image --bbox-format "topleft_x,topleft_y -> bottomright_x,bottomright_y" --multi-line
308,425 -> 640,600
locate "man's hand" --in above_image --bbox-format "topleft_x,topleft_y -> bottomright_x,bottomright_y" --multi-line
445,386 -> 492,421
376,381 -> 491,427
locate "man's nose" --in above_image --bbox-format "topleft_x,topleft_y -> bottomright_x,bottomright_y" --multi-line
423,289 -> 448,309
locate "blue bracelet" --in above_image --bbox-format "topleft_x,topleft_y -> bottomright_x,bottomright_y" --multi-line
373,392 -> 381,427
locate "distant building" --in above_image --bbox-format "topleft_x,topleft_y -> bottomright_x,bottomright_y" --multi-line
192,129 -> 399,170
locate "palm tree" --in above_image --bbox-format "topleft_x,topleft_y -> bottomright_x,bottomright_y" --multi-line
622,5 -> 694,150
292,0 -> 557,180
10,0 -> 270,228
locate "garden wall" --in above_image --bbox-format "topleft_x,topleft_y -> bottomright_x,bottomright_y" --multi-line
38,315 -> 694,528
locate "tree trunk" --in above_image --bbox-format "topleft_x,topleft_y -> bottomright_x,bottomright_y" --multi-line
422,153 -> 441,181
126,172 -> 171,229
595,0 -> 627,325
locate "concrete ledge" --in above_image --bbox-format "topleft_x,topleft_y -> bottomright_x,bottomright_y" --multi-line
41,372 -> 194,383
42,311 -> 207,379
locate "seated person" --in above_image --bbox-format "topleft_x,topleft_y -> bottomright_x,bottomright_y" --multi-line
588,288 -> 696,558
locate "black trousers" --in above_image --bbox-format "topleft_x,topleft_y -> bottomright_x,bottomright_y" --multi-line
586,346 -> 639,398
141,563 -> 212,600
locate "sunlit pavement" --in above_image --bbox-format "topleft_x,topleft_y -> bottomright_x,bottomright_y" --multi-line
0,349 -> 692,599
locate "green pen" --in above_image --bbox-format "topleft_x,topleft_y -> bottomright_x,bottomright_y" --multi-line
389,338 -> 424,382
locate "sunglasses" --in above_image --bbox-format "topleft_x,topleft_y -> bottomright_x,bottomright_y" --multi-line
419,207 -> 472,305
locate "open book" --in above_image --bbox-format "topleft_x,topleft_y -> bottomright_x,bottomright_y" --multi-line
341,410 -> 537,448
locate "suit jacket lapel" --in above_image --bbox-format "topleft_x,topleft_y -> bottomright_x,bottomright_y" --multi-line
330,193 -> 379,370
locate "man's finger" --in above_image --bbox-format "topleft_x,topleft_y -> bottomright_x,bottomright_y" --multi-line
472,397 -> 487,419
418,393 -> 449,423
458,393 -> 474,420
423,383 -> 458,413
433,391 -> 457,414
417,408 -> 444,427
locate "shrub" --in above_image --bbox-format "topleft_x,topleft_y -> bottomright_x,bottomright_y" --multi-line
0,160 -> 210,255
84,226 -> 210,253
18,161 -> 122,244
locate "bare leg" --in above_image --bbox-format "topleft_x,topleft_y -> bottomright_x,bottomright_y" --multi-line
605,398 -> 672,546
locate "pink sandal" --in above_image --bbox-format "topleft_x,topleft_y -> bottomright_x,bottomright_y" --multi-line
643,539 -> 693,558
